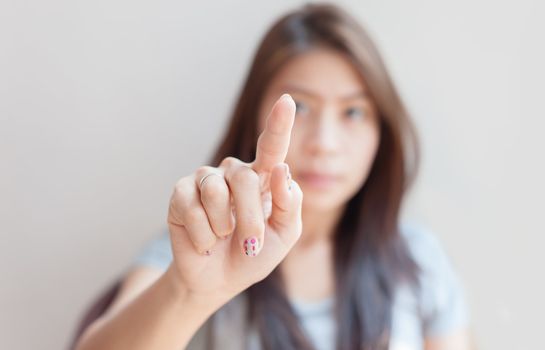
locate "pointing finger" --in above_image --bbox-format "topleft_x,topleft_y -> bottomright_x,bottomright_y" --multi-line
251,93 -> 296,174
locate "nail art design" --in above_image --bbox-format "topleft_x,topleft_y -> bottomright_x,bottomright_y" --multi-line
244,237 -> 259,257
285,164 -> 292,191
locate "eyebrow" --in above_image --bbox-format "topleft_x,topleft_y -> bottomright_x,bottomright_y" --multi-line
280,83 -> 370,101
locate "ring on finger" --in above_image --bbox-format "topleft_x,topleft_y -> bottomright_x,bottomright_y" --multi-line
199,172 -> 223,191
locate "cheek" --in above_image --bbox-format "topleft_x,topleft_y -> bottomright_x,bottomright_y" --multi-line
346,129 -> 380,184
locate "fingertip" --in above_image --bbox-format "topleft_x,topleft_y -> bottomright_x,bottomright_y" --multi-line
275,162 -> 290,188
280,94 -> 296,119
280,93 -> 295,107
268,169 -> 302,239
289,178 -> 303,202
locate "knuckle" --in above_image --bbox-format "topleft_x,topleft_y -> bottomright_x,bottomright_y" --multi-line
259,142 -> 279,158
167,206 -> 182,226
220,156 -> 238,168
257,133 -> 283,157
170,192 -> 189,217
168,196 -> 182,214
174,176 -> 192,196
201,178 -> 228,202
195,165 -> 214,179
184,207 -> 204,224
232,166 -> 259,186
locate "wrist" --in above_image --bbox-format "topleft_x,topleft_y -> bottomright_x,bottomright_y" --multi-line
163,263 -> 232,311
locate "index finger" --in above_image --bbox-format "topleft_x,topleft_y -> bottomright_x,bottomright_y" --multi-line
251,93 -> 296,174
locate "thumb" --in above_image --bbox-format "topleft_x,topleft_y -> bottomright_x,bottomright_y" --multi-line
268,163 -> 303,241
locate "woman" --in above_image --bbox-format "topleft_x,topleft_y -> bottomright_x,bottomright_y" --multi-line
74,3 -> 470,350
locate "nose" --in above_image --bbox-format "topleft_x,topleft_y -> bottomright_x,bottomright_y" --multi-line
304,111 -> 340,156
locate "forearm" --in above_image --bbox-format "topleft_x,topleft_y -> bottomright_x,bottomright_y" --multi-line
75,264 -> 228,350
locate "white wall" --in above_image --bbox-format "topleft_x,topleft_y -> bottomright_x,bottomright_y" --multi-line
1,0 -> 543,349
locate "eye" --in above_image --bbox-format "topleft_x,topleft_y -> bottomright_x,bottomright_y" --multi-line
294,100 -> 309,115
344,106 -> 365,120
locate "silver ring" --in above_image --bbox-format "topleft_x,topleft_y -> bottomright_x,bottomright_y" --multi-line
199,172 -> 222,190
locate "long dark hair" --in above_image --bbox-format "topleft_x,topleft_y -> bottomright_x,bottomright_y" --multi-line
207,3 -> 420,350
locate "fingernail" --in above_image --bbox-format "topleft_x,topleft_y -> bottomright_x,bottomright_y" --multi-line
243,236 -> 259,257
281,93 -> 293,104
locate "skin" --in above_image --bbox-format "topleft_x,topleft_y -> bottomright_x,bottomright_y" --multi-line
261,48 -> 472,349
75,48 -> 471,350
75,93 -> 304,350
257,48 -> 381,303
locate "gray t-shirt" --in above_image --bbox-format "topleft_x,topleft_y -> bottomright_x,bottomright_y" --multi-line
132,223 -> 469,350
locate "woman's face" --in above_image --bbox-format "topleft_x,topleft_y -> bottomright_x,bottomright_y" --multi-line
258,48 -> 381,213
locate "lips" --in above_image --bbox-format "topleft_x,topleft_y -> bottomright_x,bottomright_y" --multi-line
297,171 -> 340,189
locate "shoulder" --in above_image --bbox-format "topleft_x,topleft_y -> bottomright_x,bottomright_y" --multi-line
399,222 -> 450,274
397,222 -> 470,337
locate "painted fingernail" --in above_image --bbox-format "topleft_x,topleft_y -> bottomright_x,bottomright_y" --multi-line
243,236 -> 259,257
285,164 -> 291,191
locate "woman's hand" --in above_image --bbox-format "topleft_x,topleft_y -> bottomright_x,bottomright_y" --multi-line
166,94 -> 303,302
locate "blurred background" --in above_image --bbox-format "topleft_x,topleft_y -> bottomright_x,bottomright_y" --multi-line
1,0 -> 543,349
